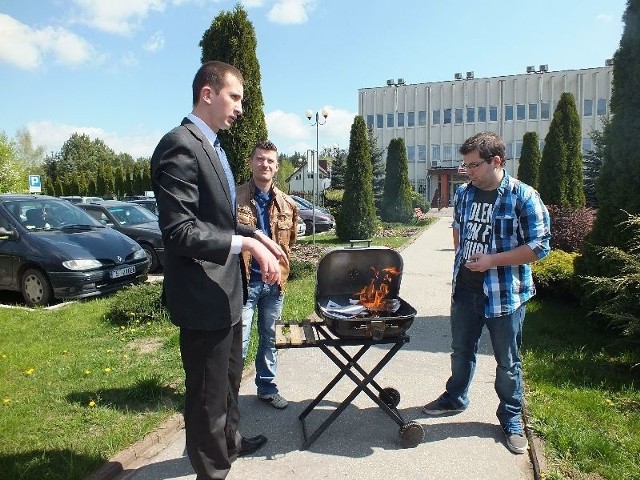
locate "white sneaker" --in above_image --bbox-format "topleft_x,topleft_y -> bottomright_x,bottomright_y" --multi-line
258,392 -> 288,409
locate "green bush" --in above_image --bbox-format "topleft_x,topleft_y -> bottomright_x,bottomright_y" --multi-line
411,190 -> 430,213
103,281 -> 169,326
532,249 -> 578,298
288,259 -> 316,280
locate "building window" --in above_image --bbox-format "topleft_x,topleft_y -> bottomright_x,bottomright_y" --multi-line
454,144 -> 462,161
466,107 -> 475,123
506,142 -> 513,159
455,108 -> 463,124
387,113 -> 394,127
407,111 -> 415,127
418,110 -> 427,126
432,144 -> 440,160
366,114 -> 374,127
516,140 -> 523,158
407,145 -> 415,162
443,108 -> 452,124
516,104 -> 525,120
539,139 -> 545,151
432,109 -> 441,124
541,102 -> 550,119
397,112 -> 405,127
443,144 -> 453,161
582,138 -> 593,153
584,99 -> 593,117
418,145 -> 426,162
376,114 -> 383,128
505,105 -> 514,121
478,106 -> 486,122
597,98 -> 607,116
529,103 -> 538,119
489,105 -> 498,122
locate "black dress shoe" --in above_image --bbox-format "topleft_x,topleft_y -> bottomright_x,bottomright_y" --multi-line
237,435 -> 268,457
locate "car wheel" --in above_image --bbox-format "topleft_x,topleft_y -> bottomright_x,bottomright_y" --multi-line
141,243 -> 159,272
21,268 -> 53,307
304,220 -> 313,236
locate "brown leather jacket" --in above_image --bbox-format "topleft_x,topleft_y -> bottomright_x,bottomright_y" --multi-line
236,179 -> 298,292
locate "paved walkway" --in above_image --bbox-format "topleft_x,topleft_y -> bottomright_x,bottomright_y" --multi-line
110,216 -> 533,480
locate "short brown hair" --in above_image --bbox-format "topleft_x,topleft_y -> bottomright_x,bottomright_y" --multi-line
250,140 -> 278,158
192,61 -> 244,106
459,131 -> 506,166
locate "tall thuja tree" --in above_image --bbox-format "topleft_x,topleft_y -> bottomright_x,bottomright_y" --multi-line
517,132 -> 541,189
381,138 -> 413,222
583,119 -> 610,208
588,0 -> 640,248
200,4 -> 267,183
538,92 -> 585,207
336,116 -> 377,240
367,126 -> 385,212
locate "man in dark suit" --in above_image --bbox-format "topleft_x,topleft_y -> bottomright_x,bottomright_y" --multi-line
151,60 -> 286,480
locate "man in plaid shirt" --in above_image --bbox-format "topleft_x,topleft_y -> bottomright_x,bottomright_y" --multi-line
422,131 -> 550,455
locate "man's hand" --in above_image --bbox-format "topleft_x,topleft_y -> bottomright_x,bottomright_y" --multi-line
253,230 -> 289,268
242,237 -> 282,285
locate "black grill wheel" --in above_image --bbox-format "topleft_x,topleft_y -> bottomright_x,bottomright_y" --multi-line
379,387 -> 401,409
399,421 -> 425,448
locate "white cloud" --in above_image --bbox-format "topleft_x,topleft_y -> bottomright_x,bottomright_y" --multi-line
596,13 -> 613,23
71,0 -> 165,35
266,106 -> 356,155
0,14 -> 94,70
120,51 -> 139,67
143,31 -> 165,52
267,0 -> 316,24
241,0 -> 266,7
27,121 -> 161,159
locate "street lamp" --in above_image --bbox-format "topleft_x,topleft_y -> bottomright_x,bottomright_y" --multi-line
306,108 -> 329,244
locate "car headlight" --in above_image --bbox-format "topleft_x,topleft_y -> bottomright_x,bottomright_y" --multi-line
62,259 -> 102,271
133,248 -> 147,260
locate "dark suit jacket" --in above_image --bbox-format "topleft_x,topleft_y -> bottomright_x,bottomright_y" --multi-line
151,118 -> 255,330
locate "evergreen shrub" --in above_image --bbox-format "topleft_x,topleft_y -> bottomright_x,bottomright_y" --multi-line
532,250 -> 578,298
547,205 -> 596,253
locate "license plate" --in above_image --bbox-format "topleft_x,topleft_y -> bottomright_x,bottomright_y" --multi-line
110,265 -> 136,279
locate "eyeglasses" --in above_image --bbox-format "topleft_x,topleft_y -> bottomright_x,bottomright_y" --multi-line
461,156 -> 494,171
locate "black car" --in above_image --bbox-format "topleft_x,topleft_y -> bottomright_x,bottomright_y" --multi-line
77,201 -> 164,272
127,198 -> 159,216
290,195 -> 335,235
0,195 -> 149,307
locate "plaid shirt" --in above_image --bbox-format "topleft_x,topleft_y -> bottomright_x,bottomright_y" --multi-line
452,171 -> 551,318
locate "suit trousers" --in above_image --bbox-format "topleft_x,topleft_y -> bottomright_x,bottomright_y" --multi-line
180,322 -> 243,479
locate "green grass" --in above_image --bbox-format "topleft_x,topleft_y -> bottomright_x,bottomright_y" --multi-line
523,297 -> 640,480
0,299 -> 184,480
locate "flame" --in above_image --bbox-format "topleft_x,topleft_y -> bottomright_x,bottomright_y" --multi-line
357,266 -> 401,310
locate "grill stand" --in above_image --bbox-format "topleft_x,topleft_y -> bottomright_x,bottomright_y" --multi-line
275,317 -> 425,450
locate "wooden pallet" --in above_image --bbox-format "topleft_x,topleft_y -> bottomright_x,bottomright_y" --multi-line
275,314 -> 322,348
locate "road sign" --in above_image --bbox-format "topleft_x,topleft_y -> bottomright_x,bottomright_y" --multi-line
29,175 -> 41,193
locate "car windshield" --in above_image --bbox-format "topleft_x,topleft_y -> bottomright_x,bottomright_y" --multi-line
107,204 -> 158,226
292,196 -> 314,210
5,198 -> 102,230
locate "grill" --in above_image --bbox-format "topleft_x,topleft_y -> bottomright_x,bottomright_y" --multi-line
315,245 -> 417,339
275,243 -> 424,450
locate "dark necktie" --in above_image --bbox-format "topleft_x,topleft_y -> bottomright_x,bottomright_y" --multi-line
213,138 -> 236,209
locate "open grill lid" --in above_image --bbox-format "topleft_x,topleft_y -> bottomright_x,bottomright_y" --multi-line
315,246 -> 404,307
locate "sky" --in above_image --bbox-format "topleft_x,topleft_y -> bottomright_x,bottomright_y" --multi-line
0,0 -> 627,160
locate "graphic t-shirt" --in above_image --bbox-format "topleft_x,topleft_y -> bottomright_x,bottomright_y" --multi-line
456,187 -> 498,291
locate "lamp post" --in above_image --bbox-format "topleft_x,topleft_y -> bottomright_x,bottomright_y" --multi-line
306,108 -> 328,244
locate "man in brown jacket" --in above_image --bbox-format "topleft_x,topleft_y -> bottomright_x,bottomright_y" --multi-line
237,140 -> 298,409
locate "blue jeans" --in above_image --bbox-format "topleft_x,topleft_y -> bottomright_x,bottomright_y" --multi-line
242,281 -> 284,396
440,286 -> 526,429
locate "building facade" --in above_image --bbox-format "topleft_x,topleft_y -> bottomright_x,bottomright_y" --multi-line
358,64 -> 612,207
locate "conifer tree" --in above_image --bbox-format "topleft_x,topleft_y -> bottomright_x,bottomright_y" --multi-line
517,132 -> 541,189
336,116 -> 377,240
587,0 -> 640,248
199,4 -> 267,183
367,126 -> 386,212
381,138 -> 413,222
538,92 -> 585,208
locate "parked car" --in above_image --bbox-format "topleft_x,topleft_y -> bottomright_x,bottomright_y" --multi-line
0,195 -> 149,307
59,196 -> 104,204
127,198 -> 159,216
290,195 -> 335,236
76,201 -> 164,273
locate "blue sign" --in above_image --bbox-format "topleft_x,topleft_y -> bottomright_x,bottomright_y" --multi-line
29,175 -> 42,193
